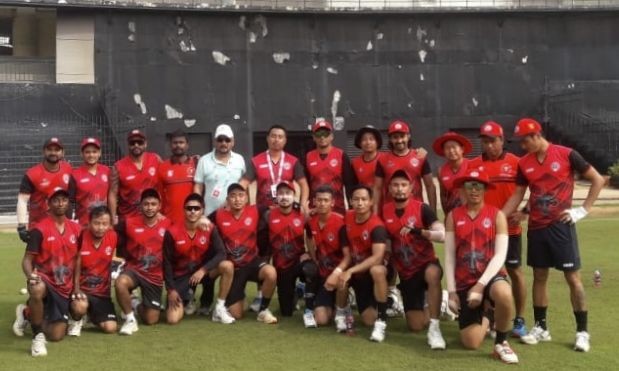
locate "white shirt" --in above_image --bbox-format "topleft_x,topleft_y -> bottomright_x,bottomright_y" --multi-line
194,150 -> 246,215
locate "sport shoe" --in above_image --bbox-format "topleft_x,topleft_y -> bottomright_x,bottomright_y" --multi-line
257,309 -> 278,324
31,333 -> 47,357
249,296 -> 262,313
303,309 -> 317,328
13,304 -> 29,337
212,305 -> 235,324
574,331 -> 590,352
427,323 -> 446,350
493,341 -> 519,364
67,318 -> 83,337
197,305 -> 212,316
334,312 -> 347,333
119,318 -> 139,335
386,288 -> 404,318
184,300 -> 197,316
369,319 -> 387,343
512,317 -> 528,338
520,325 -> 551,345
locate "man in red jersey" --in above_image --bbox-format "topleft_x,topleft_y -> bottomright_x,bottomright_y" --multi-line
69,206 -> 120,336
18,188 -> 83,357
445,169 -> 519,364
163,193 -> 235,325
158,130 -> 198,224
305,185 -> 350,329
351,125 -> 383,188
109,129 -> 161,223
382,170 -> 446,350
338,185 -> 389,343
114,188 -> 171,335
502,118 -> 604,352
468,121 -> 528,338
433,131 -> 472,215
208,183 -> 278,324
72,137 -> 110,226
16,137 -> 74,241
374,120 -> 436,214
305,120 -> 357,215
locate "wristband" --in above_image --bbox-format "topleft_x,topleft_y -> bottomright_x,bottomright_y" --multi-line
334,267 -> 343,274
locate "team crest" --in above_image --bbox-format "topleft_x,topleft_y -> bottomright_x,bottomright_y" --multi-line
410,158 -> 419,167
327,233 -> 335,242
482,217 -> 492,229
102,174 -> 108,182
187,167 -> 195,176
199,236 -> 207,244
550,162 -> 560,172
407,217 -> 417,227
167,170 -> 174,177
362,230 -> 369,240
293,218 -> 302,227
63,174 -> 70,184
283,162 -> 291,171
244,217 -> 253,226
148,167 -> 156,176
105,246 -> 113,255
159,228 -> 166,237
329,159 -> 339,167
40,178 -> 50,187
70,234 -> 77,243
483,124 -> 493,132
501,164 -> 512,173
387,160 -> 395,168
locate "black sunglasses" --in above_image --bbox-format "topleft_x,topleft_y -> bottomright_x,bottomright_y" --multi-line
129,140 -> 145,146
184,205 -> 202,212
216,137 -> 232,143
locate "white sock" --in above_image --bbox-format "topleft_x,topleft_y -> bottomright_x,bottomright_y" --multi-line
256,291 -> 263,299
429,318 -> 440,328
126,311 -> 136,322
336,306 -> 346,315
216,299 -> 225,307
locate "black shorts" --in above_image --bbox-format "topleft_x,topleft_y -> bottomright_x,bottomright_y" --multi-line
350,273 -> 378,314
398,262 -> 443,312
315,279 -> 336,309
122,269 -> 163,310
43,282 -> 70,323
226,257 -> 267,306
527,222 -> 581,271
172,274 -> 210,305
457,275 -> 508,330
87,295 -> 117,324
505,235 -> 522,268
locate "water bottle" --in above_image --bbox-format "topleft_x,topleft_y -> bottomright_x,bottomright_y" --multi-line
593,270 -> 601,287
345,309 -> 355,336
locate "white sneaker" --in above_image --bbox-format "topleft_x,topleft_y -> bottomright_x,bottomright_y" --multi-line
31,333 -> 47,357
427,323 -> 446,350
184,300 -> 197,316
13,304 -> 29,337
249,296 -> 262,313
303,309 -> 317,328
369,319 -> 387,343
212,305 -> 235,324
520,325 -> 551,345
334,312 -> 347,333
386,288 -> 404,318
119,318 -> 139,335
257,309 -> 278,324
67,318 -> 83,337
493,341 -> 519,364
574,331 -> 591,352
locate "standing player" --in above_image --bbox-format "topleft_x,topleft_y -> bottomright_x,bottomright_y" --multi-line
305,120 -> 357,215
444,169 -> 519,364
114,188 -> 171,335
382,170 -> 446,349
163,193 -> 235,324
468,121 -> 528,337
502,118 -> 604,352
433,131 -> 472,215
72,137 -> 110,226
351,125 -> 383,188
108,129 -> 161,223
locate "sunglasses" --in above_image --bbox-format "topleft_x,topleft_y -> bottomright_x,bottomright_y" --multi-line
184,205 -> 203,212
313,130 -> 331,138
463,181 -> 486,191
129,140 -> 145,146
216,137 -> 232,143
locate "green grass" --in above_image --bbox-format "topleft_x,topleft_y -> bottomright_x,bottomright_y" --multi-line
1,215 -> 618,370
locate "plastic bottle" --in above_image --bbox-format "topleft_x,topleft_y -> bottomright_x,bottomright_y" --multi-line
593,270 -> 601,287
345,309 -> 355,336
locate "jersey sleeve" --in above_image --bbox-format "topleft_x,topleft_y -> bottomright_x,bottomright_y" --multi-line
162,231 -> 176,290
421,204 -> 439,228
203,228 -> 226,272
421,158 -> 432,176
114,221 -> 127,258
568,150 -> 591,174
370,226 -> 388,244
26,229 -> 43,254
515,165 -> 529,186
341,153 -> 358,202
338,225 -> 349,248
194,157 -> 205,184
293,159 -> 306,180
19,175 -> 35,194
257,207 -> 270,257
375,161 -> 385,178
243,159 -> 257,181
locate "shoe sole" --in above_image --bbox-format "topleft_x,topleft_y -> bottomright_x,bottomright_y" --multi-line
369,337 -> 384,343
574,345 -> 590,352
13,305 -> 26,337
492,351 -> 519,364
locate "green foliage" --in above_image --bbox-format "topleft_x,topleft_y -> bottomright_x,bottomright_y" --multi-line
608,159 -> 619,176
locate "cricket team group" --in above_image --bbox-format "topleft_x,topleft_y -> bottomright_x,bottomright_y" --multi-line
11,117 -> 605,363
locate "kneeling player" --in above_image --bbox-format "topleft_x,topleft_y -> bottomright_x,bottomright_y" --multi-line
383,170 -> 446,349
163,193 -> 235,324
445,169 -> 518,363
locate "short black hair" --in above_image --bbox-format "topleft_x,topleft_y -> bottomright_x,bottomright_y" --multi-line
167,129 -> 188,141
267,125 -> 287,136
184,193 -> 205,208
89,205 -> 112,221
350,184 -> 373,199
314,185 -> 334,197
140,188 -> 161,202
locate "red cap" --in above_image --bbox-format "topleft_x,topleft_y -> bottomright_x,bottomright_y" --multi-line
479,121 -> 504,138
127,129 -> 146,141
432,132 -> 473,157
453,168 -> 494,189
47,186 -> 69,200
81,137 -> 101,150
388,120 -> 410,135
513,118 -> 542,138
312,120 -> 333,133
43,137 -> 64,149
276,180 -> 296,193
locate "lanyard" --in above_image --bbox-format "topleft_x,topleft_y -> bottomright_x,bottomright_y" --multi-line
266,151 -> 285,185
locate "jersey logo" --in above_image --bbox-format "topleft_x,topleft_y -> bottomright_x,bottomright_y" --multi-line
293,218 -> 302,227
550,161 -> 561,172
40,178 -> 50,187
501,164 -> 512,173
482,217 -> 492,229
47,236 -> 56,242
362,230 -> 369,240
272,219 -> 281,224
80,178 -> 90,183
410,158 -> 420,167
259,164 -> 269,169
70,234 -> 77,243
134,228 -> 144,233
329,159 -> 339,167
199,236 -> 207,244
222,222 -> 231,226
244,217 -> 253,226
102,174 -> 108,182
63,174 -> 70,184
167,170 -> 174,177
159,228 -> 166,237
407,217 -> 417,227
385,218 -> 394,223
525,168 -> 534,173
148,167 -> 156,176
442,176 -> 450,181
105,246 -> 113,255
126,175 -> 136,181
327,233 -> 335,241
456,220 -> 465,226
309,161 -> 318,166
187,167 -> 195,176
387,160 -> 395,168
283,162 -> 291,170
177,240 -> 187,245
81,251 -> 91,256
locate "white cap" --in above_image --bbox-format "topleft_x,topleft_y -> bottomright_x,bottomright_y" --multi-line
214,124 -> 234,139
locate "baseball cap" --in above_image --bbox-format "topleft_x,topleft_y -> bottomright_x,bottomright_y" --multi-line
513,118 -> 542,139
43,137 -> 64,149
276,180 -> 296,193
214,124 -> 234,139
388,120 -> 410,135
227,183 -> 246,195
81,137 -> 101,150
453,168 -> 494,189
127,129 -> 146,141
312,120 -> 333,133
47,187 -> 69,200
389,169 -> 411,183
140,188 -> 161,202
354,125 -> 383,150
432,132 -> 473,157
479,121 -> 504,138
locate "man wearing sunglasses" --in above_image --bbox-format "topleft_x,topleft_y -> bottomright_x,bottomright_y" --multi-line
109,129 -> 162,224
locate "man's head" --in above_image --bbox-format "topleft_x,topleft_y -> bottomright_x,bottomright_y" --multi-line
388,170 -> 412,203
127,129 -> 147,158
43,137 -> 64,165
354,126 -> 382,154
183,193 -> 205,223
479,121 -> 505,160
226,183 -> 248,211
47,187 -> 70,217
512,118 -> 544,154
140,188 -> 161,219
350,185 -> 373,215
454,169 -> 493,206
214,124 -> 234,155
276,181 -> 295,209
312,120 -> 334,150
81,137 -> 101,166
432,132 -> 472,162
314,185 -> 335,216
168,130 -> 189,157
88,205 -> 112,239
387,120 -> 412,153
267,125 -> 287,152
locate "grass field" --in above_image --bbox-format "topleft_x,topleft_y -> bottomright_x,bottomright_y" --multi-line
1,213 -> 618,370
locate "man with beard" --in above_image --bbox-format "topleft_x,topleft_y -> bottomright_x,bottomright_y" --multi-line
71,137 -> 110,226
108,129 -> 162,224
433,132 -> 472,215
502,118 -> 604,352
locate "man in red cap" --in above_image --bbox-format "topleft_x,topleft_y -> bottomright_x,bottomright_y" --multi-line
468,121 -> 528,338
351,125 -> 384,188
433,131 -> 472,215
445,169 -> 519,364
374,120 -> 436,214
71,137 -> 111,226
108,129 -> 162,224
503,118 -> 604,352
305,120 -> 357,215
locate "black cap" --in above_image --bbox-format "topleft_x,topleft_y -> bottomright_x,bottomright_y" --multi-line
140,188 -> 161,202
227,183 -> 246,195
354,126 -> 382,150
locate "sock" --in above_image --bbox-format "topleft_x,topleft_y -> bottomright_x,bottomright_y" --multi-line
31,324 -> 42,337
259,297 -> 271,311
533,306 -> 547,330
126,311 -> 136,322
336,306 -> 346,316
256,291 -> 263,299
304,293 -> 315,311
386,296 -> 394,308
495,330 -> 508,344
429,318 -> 440,328
377,301 -> 388,321
216,299 -> 225,307
574,311 -> 588,332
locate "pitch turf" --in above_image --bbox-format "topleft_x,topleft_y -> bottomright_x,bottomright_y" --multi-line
1,214 -> 617,370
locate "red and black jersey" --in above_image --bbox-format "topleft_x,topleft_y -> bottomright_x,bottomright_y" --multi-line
247,151 -> 304,208
306,147 -> 346,214
26,216 -> 81,298
351,152 -> 384,188
452,204 -> 505,292
345,211 -> 387,265
469,152 -> 521,235
165,223 -> 214,277
376,150 -> 430,204
120,216 -> 170,286
382,200 -> 438,280
157,157 -> 196,224
268,208 -> 305,270
438,159 -> 469,215
78,229 -> 117,298
214,205 -> 260,268
72,164 -> 111,225
20,161 -> 73,228
516,144 -> 589,230
114,152 -> 160,219
306,212 -> 346,278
